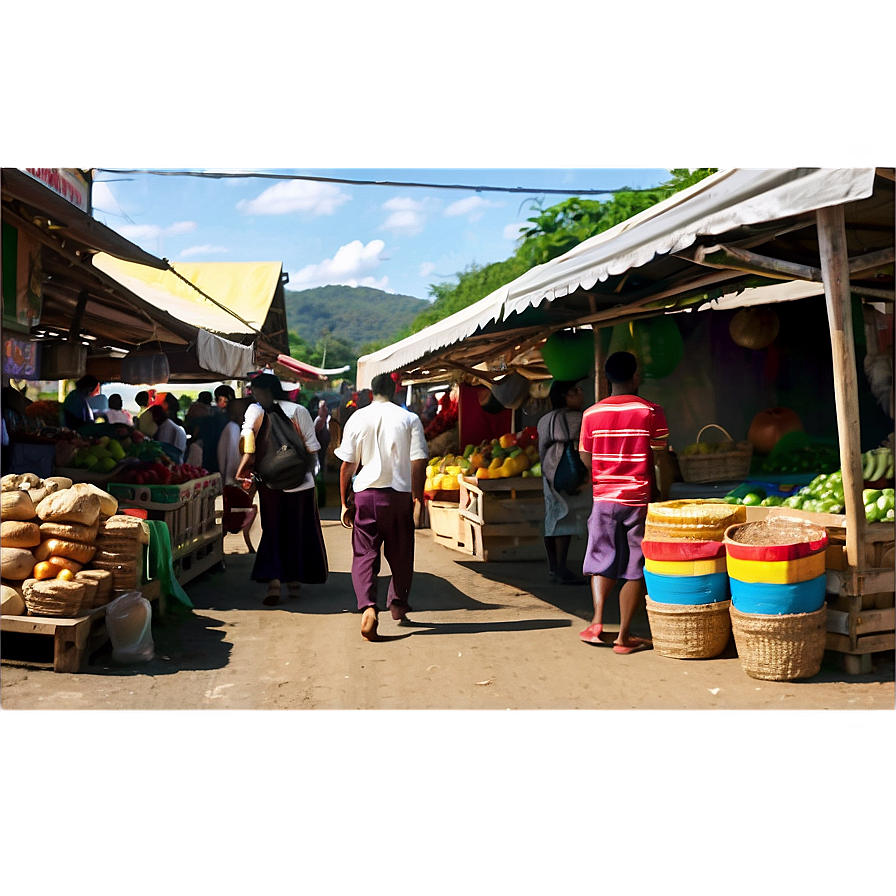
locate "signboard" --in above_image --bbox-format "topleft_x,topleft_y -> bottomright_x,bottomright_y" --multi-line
3,334 -> 40,379
21,168 -> 91,213
1,222 -> 42,330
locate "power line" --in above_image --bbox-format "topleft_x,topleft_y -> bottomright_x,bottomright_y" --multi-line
94,168 -> 665,196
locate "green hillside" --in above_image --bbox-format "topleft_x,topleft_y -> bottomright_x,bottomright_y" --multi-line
284,285 -> 429,352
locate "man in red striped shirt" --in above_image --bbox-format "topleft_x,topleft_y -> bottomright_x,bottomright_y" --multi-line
578,351 -> 669,654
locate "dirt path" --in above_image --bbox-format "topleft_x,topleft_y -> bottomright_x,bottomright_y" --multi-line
2,502 -> 894,711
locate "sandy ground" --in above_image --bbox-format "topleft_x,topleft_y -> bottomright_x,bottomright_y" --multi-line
2,488 -> 894,711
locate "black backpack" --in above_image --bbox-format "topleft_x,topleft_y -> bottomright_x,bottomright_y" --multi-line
254,403 -> 309,490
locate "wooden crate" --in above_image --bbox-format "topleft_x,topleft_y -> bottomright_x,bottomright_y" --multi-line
1,606 -> 108,673
429,501 -> 465,552
758,508 -> 895,674
460,516 -> 545,562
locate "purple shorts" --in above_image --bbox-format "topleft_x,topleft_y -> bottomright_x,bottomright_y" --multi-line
583,501 -> 647,580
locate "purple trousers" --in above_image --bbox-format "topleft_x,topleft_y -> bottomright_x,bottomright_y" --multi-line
351,488 -> 415,611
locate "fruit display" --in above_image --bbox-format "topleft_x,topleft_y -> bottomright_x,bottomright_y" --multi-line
112,461 -> 207,486
426,428 -> 543,490
1,474 -> 137,616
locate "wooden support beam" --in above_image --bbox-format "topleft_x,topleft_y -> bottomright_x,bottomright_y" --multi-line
593,327 -> 608,401
818,205 -> 867,572
677,243 -> 894,283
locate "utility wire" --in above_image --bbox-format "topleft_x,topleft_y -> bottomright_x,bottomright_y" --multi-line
94,168 -> 664,196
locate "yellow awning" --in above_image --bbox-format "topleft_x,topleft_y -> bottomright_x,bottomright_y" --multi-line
91,254 -> 283,336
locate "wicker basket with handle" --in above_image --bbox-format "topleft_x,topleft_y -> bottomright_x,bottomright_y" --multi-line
677,424 -> 752,484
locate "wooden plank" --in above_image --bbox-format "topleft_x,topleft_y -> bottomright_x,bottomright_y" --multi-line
826,631 -> 896,655
818,205 -> 867,572
825,567 -> 895,596
1,605 -> 106,635
856,607 -> 896,635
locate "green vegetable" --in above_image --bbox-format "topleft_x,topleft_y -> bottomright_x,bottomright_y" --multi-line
742,493 -> 763,506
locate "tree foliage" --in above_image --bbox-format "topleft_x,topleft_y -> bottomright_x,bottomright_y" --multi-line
399,168 -> 719,338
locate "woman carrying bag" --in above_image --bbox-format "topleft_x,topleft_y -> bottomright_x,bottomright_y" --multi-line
235,374 -> 328,605
536,380 -> 592,585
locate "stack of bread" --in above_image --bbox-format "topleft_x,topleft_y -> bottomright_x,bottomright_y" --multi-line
90,515 -> 149,593
1,474 -> 130,617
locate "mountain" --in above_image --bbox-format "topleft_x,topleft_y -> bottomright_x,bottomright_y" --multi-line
283,285 -> 430,351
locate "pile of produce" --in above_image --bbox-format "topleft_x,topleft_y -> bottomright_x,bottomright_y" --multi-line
112,461 -> 207,486
724,469 -> 894,523
469,428 -> 541,480
426,428 -> 542,490
756,443 -> 841,476
1,474 -> 145,617
423,394 -> 458,440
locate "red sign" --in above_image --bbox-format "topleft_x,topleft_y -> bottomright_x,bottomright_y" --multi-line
22,168 -> 91,213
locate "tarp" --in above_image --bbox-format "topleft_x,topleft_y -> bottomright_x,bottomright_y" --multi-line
356,168 -> 877,387
91,254 -> 283,336
275,354 -> 350,381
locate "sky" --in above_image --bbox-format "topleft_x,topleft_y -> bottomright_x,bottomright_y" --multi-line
90,168 -> 673,301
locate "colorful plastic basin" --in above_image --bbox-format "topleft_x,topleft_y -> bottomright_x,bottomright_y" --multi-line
642,539 -> 726,562
644,569 -> 730,606
723,522 -> 828,562
645,556 -> 728,577
729,574 -> 827,615
726,551 -> 826,585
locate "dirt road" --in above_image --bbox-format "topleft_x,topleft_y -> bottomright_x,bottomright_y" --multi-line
2,500 -> 894,711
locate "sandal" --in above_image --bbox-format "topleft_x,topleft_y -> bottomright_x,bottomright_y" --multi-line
287,582 -> 302,600
262,581 -> 281,606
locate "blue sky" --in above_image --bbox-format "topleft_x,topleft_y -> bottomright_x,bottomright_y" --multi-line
91,168 -> 672,301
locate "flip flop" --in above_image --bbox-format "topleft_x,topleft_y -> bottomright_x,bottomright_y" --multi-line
613,637 -> 652,655
579,623 -> 603,643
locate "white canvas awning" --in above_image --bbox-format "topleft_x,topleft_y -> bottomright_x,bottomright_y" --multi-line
356,168 -> 877,387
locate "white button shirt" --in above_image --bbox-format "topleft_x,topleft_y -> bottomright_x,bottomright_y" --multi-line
334,397 -> 428,493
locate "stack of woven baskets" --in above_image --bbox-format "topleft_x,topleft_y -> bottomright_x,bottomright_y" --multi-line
643,500 -> 746,659
723,517 -> 828,681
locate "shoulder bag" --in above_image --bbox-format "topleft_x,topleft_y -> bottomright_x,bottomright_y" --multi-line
254,403 -> 310,490
552,411 -> 589,496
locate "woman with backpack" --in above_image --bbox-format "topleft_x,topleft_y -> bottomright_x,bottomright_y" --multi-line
537,379 -> 592,586
235,373 -> 328,605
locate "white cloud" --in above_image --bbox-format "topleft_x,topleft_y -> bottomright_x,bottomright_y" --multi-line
419,261 -> 436,278
179,244 -> 230,258
237,180 -> 351,216
380,196 -> 428,236
503,221 -> 528,241
289,239 -> 389,290
91,181 -> 120,215
116,221 -> 197,241
444,195 -> 499,222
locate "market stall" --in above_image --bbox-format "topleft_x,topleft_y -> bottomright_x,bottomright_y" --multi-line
356,167 -> 894,673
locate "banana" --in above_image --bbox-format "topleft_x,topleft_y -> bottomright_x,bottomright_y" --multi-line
886,457 -> 894,479
862,451 -> 876,479
868,448 -> 890,482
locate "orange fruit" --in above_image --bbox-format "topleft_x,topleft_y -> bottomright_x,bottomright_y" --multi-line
56,568 -> 75,581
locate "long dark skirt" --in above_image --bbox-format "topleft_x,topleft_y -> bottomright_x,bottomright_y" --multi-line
252,482 -> 328,584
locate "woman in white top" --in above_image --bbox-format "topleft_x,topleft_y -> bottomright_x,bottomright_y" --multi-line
103,394 -> 133,426
235,374 -> 328,605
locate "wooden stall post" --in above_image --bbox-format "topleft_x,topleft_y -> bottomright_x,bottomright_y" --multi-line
817,205 -> 867,575
593,326 -> 609,401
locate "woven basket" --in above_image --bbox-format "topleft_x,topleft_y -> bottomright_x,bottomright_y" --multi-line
729,604 -> 827,681
646,597 -> 732,659
645,499 -> 746,542
678,424 -> 753,484
22,580 -> 89,618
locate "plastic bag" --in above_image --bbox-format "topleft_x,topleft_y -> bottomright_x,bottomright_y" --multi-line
105,591 -> 155,663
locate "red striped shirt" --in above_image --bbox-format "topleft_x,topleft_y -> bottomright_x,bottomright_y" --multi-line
579,395 -> 669,505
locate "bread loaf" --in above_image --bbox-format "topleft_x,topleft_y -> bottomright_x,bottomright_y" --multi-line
1,582 -> 26,615
1,490 -> 37,521
1,520 -> 41,548
22,577 -> 88,617
1,546 -> 36,580
75,574 -> 98,608
33,537 -> 96,564
35,489 -> 101,526
99,516 -> 149,543
39,520 -> 99,543
76,568 -> 114,600
69,482 -> 118,518
44,476 -> 73,491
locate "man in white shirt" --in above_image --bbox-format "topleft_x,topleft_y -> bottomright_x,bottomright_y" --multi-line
335,372 -> 428,641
